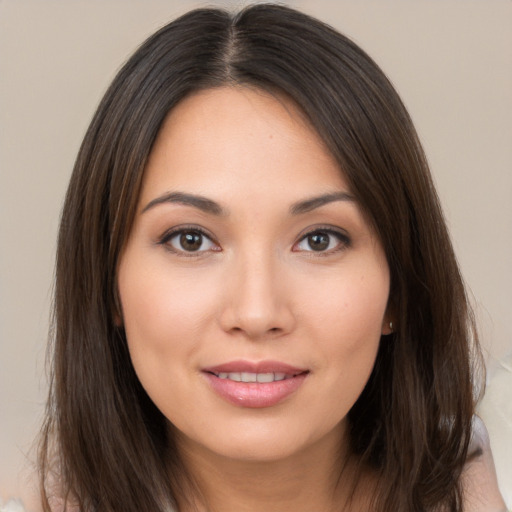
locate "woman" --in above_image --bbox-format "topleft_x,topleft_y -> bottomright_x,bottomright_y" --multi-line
38,4 -> 506,512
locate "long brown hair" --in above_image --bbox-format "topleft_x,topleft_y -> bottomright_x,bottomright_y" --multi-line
39,4 -> 482,511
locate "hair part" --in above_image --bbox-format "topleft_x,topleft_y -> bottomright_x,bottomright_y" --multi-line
39,4 -> 483,511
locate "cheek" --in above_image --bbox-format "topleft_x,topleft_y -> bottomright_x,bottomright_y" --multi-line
118,259 -> 222,371
310,264 -> 389,340
303,260 -> 389,388
117,261 -> 221,421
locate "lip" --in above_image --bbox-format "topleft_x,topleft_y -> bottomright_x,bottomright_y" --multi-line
203,360 -> 308,375
202,360 -> 309,408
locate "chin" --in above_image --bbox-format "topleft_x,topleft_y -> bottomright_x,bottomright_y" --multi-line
173,413 -> 346,465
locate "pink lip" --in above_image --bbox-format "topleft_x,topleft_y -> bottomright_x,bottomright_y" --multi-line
202,360 -> 309,409
203,360 -> 307,375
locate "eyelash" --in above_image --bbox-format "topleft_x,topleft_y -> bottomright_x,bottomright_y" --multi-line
157,225 -> 351,257
157,225 -> 220,257
293,227 -> 351,255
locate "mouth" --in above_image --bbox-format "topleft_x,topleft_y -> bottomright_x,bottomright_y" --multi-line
202,360 -> 309,408
206,370 -> 306,383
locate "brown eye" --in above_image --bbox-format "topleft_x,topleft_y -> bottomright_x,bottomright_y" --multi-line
179,231 -> 203,251
295,228 -> 350,253
160,228 -> 218,254
307,232 -> 330,251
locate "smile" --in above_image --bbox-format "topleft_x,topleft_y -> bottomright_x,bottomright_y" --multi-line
211,371 -> 299,383
202,361 -> 309,408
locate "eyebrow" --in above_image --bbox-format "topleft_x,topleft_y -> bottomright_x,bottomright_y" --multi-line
142,190 -> 355,216
289,191 -> 356,215
142,191 -> 226,216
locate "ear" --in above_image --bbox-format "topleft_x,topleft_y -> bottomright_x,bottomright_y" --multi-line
112,295 -> 123,327
114,312 -> 123,327
382,292 -> 397,336
113,285 -> 124,327
381,319 -> 394,335
381,313 -> 395,336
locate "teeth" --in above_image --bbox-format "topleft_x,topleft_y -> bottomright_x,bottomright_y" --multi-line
256,373 -> 273,383
216,372 -> 291,383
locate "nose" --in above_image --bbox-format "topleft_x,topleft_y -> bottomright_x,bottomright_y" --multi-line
218,251 -> 296,340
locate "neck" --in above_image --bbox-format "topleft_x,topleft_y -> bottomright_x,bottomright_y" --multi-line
172,423 -> 370,512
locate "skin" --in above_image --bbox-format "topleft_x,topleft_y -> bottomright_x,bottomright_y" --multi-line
117,86 -> 391,511
116,86 -> 508,512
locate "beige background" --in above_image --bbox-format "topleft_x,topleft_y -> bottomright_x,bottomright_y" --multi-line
1,0 -> 511,509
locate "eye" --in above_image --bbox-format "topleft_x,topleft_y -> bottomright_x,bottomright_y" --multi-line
294,228 -> 350,253
159,227 -> 219,255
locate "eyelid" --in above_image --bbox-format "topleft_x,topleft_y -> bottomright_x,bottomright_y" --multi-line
293,225 -> 351,254
157,224 -> 221,256
156,224 -> 350,256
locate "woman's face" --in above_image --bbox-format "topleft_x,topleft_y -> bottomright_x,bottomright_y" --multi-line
118,87 -> 391,463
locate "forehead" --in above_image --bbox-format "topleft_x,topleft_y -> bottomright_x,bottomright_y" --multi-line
140,86 -> 349,207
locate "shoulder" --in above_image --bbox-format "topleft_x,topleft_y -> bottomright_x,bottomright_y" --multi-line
0,499 -> 27,512
461,416 -> 508,512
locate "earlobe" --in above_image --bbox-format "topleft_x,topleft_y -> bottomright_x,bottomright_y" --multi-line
113,300 -> 124,327
382,296 -> 396,335
113,285 -> 124,327
114,312 -> 123,327
381,319 -> 394,336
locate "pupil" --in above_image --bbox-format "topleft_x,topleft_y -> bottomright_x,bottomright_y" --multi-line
180,232 -> 202,251
308,233 -> 329,251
